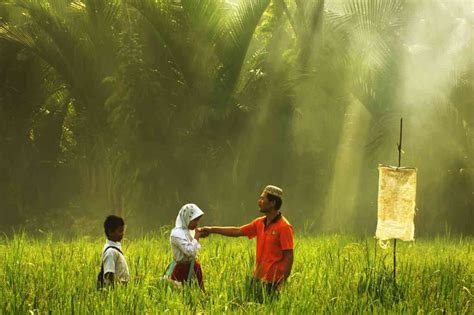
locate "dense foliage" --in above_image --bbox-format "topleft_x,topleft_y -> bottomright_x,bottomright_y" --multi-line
0,0 -> 472,235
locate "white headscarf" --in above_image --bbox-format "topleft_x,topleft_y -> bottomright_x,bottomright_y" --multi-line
175,203 -> 204,229
170,203 -> 204,261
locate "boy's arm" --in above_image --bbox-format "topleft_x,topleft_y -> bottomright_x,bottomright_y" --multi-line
102,250 -> 117,286
104,272 -> 115,287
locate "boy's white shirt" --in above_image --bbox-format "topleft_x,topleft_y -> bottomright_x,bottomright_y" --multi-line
102,239 -> 130,283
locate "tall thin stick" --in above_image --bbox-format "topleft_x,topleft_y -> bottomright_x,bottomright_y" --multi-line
398,118 -> 403,167
393,238 -> 397,281
394,117 -> 403,282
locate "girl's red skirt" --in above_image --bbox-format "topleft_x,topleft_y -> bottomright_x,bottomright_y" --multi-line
171,260 -> 204,289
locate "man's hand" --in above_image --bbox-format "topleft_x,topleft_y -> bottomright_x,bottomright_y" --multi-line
195,228 -> 210,240
200,227 -> 212,234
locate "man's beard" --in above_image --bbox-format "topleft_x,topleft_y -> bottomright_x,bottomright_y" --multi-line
259,207 -> 269,213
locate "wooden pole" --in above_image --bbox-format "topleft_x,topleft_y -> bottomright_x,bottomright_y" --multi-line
394,117 -> 403,282
398,118 -> 403,167
374,236 -> 377,263
393,238 -> 397,281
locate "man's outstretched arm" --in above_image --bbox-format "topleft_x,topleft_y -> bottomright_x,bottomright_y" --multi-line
201,226 -> 244,237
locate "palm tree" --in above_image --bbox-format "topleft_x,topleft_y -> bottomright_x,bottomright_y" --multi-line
127,0 -> 271,117
118,0 -> 273,218
0,0 -> 124,213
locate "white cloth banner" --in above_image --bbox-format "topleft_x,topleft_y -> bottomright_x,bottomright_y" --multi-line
375,165 -> 417,241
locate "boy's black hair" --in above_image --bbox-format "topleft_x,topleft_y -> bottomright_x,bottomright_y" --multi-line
104,215 -> 125,236
267,193 -> 282,210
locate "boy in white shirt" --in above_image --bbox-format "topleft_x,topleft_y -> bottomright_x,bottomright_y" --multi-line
98,215 -> 130,288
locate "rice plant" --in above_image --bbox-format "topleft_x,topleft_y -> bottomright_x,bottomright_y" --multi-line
0,233 -> 472,313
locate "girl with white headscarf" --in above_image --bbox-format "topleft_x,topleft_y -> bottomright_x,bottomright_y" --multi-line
168,203 -> 206,289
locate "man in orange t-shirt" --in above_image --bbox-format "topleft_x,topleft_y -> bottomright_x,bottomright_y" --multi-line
201,185 -> 294,292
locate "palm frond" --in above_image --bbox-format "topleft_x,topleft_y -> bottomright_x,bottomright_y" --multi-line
83,0 -> 121,29
216,0 -> 270,102
325,9 -> 352,32
0,0 -> 123,110
127,0 -> 194,89
181,0 -> 224,44
1,1 -> 87,89
343,0 -> 405,70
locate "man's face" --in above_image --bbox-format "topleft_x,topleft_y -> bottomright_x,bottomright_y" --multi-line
108,225 -> 125,242
258,192 -> 274,213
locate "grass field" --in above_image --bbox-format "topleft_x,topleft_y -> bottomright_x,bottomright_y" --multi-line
0,232 -> 472,313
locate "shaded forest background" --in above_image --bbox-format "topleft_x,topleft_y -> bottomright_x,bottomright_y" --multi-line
0,0 -> 472,236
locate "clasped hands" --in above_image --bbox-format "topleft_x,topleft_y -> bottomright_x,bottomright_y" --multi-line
195,227 -> 211,239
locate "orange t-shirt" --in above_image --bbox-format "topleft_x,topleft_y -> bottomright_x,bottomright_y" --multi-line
240,213 -> 294,283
